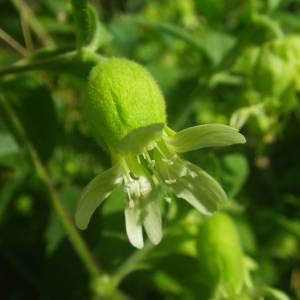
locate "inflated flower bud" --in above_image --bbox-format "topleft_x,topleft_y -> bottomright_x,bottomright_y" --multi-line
76,57 -> 245,249
197,213 -> 245,298
253,35 -> 300,98
85,58 -> 166,151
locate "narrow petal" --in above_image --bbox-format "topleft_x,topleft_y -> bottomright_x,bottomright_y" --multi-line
75,164 -> 122,230
155,155 -> 227,215
165,124 -> 246,153
117,123 -> 164,155
142,191 -> 162,245
125,206 -> 144,249
174,161 -> 227,215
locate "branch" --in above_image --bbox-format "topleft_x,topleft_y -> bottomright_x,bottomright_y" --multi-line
0,27 -> 29,57
0,50 -> 103,77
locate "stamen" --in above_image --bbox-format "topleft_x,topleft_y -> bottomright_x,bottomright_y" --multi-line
165,178 -> 177,184
130,171 -> 139,180
129,199 -> 135,208
179,167 -> 188,177
162,158 -> 174,165
143,151 -> 155,169
189,171 -> 197,178
148,160 -> 155,169
164,196 -> 172,203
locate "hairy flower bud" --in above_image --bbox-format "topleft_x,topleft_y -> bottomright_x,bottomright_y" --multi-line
253,35 -> 300,98
85,58 -> 166,151
197,213 -> 245,298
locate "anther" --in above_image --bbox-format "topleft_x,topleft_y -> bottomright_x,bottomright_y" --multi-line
164,196 -> 172,203
129,199 -> 135,208
165,178 -> 177,184
148,160 -> 155,169
130,171 -> 139,180
162,158 -> 174,165
189,171 -> 197,178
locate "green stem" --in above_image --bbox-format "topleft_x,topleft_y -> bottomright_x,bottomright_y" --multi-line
12,0 -> 56,48
0,49 -> 103,77
125,16 -> 205,53
0,94 -> 103,278
249,0 -> 283,38
112,241 -> 154,286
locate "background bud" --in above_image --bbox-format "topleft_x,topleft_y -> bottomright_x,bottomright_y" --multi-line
196,213 -> 245,298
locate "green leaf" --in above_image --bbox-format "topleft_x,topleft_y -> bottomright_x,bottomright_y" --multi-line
75,164 -> 122,230
197,31 -> 236,66
0,133 -> 18,157
71,1 -> 111,53
230,104 -> 264,129
71,0 -> 91,51
2,76 -> 57,162
85,5 -> 112,51
260,287 -> 290,300
125,17 -> 235,65
117,123 -> 164,155
165,124 -> 246,153
45,186 -> 80,255
220,154 -> 249,198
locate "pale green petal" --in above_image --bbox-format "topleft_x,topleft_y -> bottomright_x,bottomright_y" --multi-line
165,124 -> 246,153
142,192 -> 162,245
155,155 -> 227,215
125,206 -> 144,249
75,164 -> 122,230
117,123 -> 164,155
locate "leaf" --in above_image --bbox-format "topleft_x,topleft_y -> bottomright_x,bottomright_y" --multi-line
71,0 -> 111,52
230,104 -> 264,129
197,31 -> 236,66
85,5 -> 112,51
45,186 -> 81,255
260,287 -> 290,300
165,124 -> 246,153
0,132 -> 18,157
2,75 -> 57,162
220,154 -> 249,198
125,17 -> 235,65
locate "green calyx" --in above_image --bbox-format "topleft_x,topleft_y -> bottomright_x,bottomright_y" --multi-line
253,35 -> 300,98
85,58 -> 166,152
196,213 -> 245,298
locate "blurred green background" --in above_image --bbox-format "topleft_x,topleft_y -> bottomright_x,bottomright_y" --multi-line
0,0 -> 300,299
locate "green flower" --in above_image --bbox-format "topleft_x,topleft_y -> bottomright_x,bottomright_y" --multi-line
75,58 -> 246,248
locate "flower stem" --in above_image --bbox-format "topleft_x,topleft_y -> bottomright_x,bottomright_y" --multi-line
0,49 -> 103,78
112,241 -> 154,286
0,94 -> 103,278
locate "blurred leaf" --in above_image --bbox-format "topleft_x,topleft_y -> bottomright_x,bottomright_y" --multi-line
71,0 -> 111,52
0,173 -> 27,222
45,186 -> 80,255
197,31 -> 236,66
0,132 -> 18,157
260,286 -> 290,300
220,153 -> 249,198
2,76 -> 57,162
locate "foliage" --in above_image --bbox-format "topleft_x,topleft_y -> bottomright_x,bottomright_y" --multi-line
0,0 -> 300,299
